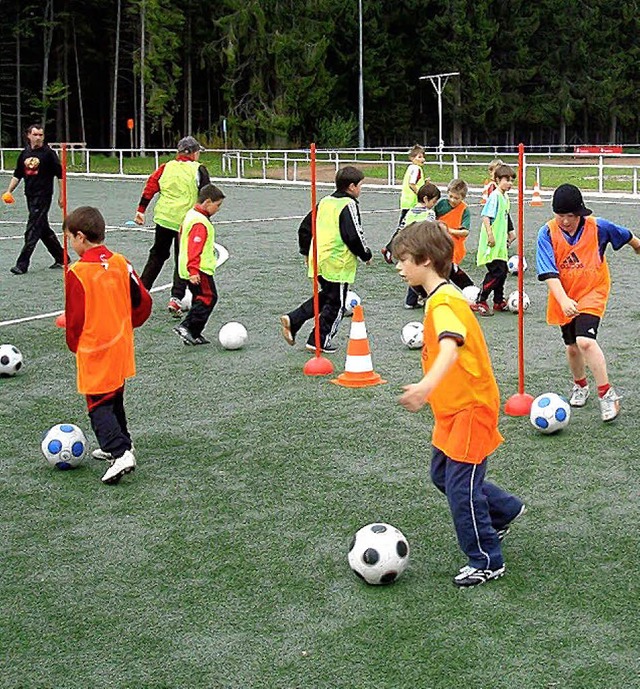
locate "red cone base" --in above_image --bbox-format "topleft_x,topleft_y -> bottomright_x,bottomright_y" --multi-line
504,392 -> 534,416
55,313 -> 66,328
303,355 -> 334,376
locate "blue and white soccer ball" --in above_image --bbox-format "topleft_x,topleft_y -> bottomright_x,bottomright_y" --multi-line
508,255 -> 528,275
348,522 -> 410,585
344,290 -> 361,317
41,423 -> 88,469
0,344 -> 24,377
530,393 -> 571,434
401,321 -> 424,349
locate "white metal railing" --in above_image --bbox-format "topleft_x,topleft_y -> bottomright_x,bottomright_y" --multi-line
2,146 -> 640,196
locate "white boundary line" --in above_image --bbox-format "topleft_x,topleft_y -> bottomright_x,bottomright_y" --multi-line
0,242 -> 229,328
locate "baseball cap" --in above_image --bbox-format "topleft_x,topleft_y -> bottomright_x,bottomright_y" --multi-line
177,136 -> 205,153
552,184 -> 592,216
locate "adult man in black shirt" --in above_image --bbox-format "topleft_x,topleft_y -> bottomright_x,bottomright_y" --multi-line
3,124 -> 65,274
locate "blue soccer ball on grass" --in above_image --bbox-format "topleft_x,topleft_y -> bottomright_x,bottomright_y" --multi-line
41,423 -> 87,470
530,393 -> 571,434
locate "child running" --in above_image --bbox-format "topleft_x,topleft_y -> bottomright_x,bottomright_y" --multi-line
381,144 -> 428,263
394,220 -> 525,587
472,164 -> 516,315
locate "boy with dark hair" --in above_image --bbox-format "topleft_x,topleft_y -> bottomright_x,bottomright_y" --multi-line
173,184 -> 225,346
280,165 -> 372,353
3,123 -> 65,274
64,206 -> 152,485
381,144 -> 428,263
472,164 -> 516,316
536,183 -> 640,421
134,135 -> 210,317
396,182 -> 441,309
393,220 -> 525,587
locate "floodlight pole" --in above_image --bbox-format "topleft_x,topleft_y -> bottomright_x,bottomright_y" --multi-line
419,72 -> 459,157
357,0 -> 364,149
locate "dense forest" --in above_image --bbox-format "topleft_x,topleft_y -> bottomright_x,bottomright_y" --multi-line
1,0 -> 639,150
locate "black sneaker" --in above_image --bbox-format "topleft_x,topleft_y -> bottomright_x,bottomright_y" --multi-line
453,565 -> 505,588
10,266 -> 26,275
193,335 -> 211,345
496,504 -> 527,542
173,325 -> 198,346
305,342 -> 337,354
49,262 -> 64,269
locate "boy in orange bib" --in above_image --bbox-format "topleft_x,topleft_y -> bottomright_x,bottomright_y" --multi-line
394,220 -> 524,588
536,184 -> 640,422
65,207 -> 152,484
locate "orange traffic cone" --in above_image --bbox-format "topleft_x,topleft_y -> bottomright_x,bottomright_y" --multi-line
480,179 -> 490,205
530,182 -> 543,207
331,304 -> 386,388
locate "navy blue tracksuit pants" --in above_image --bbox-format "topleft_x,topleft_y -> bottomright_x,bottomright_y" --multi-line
430,446 -> 524,570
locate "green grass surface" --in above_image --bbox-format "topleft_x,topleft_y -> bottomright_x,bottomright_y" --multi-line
0,178 -> 639,688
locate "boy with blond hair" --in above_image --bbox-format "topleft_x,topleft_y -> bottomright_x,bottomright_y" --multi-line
393,220 -> 524,587
435,178 -> 475,291
381,144 -> 428,263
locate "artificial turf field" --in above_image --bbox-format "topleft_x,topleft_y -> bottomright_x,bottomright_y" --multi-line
0,175 -> 639,689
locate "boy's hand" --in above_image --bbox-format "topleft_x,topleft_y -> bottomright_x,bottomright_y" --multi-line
134,211 -> 145,225
398,383 -> 429,412
560,296 -> 579,317
189,274 -> 201,285
487,232 -> 496,247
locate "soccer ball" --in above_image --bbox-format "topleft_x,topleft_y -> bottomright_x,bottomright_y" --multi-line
401,321 -> 423,349
530,393 -> 571,434
507,255 -> 528,275
218,321 -> 248,350
41,423 -> 88,469
462,285 -> 480,304
0,344 -> 23,377
348,523 -> 410,585
180,290 -> 192,311
344,290 -> 361,317
507,290 -> 531,313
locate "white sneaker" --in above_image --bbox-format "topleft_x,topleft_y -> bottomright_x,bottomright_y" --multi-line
92,444 -> 135,462
569,383 -> 590,407
101,450 -> 136,484
599,387 -> 621,422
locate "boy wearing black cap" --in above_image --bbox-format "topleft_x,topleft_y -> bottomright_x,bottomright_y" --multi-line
134,136 -> 210,317
536,183 -> 640,421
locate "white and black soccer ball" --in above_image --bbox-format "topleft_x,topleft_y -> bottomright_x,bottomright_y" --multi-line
462,285 -> 481,305
41,423 -> 88,469
343,290 -> 361,317
348,522 -> 410,585
0,344 -> 24,377
530,393 -> 571,434
401,321 -> 424,349
507,290 -> 531,313
507,255 -> 528,275
218,321 -> 248,350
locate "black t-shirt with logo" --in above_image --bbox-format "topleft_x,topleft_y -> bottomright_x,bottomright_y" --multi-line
13,144 -> 62,199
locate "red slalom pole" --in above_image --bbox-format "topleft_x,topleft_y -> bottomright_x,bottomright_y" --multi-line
303,143 -> 333,376
55,143 -> 68,329
504,143 -> 533,415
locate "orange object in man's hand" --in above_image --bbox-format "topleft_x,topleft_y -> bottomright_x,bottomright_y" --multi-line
2,192 -> 15,204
